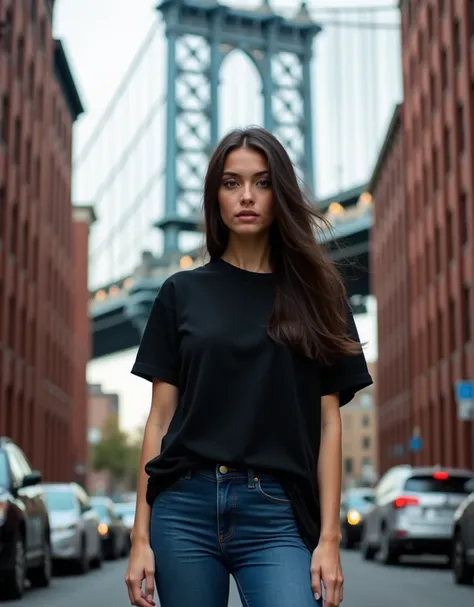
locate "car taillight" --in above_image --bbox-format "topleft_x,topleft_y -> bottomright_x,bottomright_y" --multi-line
393,496 -> 419,509
433,471 -> 448,480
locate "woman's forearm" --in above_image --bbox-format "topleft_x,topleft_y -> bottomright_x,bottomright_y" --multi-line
318,393 -> 343,543
131,418 -> 167,545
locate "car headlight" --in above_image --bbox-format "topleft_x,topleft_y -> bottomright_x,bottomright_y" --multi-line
347,509 -> 362,525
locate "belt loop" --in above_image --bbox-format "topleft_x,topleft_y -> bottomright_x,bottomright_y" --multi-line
248,468 -> 256,489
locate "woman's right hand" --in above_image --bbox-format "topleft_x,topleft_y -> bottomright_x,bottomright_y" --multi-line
125,539 -> 156,607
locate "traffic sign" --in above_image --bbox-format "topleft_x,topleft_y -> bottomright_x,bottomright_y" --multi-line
409,435 -> 423,452
455,380 -> 474,421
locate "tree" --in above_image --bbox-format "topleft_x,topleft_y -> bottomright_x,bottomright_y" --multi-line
92,413 -> 131,489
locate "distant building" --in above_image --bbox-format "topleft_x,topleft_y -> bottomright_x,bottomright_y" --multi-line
0,1 -> 86,481
86,383 -> 119,496
370,2 -> 474,472
341,363 -> 378,488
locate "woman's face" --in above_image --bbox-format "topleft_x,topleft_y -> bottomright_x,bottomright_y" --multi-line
218,147 -> 274,237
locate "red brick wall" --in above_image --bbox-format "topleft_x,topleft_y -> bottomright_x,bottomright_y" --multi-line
401,1 -> 474,468
371,2 -> 474,472
0,1 -> 84,481
72,209 -> 95,485
370,106 -> 412,474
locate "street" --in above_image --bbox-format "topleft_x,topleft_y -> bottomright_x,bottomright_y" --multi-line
2,551 -> 473,606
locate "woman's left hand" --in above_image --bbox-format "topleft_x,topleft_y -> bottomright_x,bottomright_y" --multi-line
310,539 -> 344,606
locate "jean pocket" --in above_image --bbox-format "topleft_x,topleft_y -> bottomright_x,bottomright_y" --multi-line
255,476 -> 291,505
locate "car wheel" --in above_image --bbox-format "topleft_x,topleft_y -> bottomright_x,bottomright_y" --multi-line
29,534 -> 52,588
379,528 -> 399,565
453,532 -> 474,585
75,536 -> 90,575
91,535 -> 104,569
360,528 -> 376,561
0,537 -> 26,600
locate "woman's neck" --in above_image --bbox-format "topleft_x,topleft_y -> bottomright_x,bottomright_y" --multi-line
222,236 -> 272,274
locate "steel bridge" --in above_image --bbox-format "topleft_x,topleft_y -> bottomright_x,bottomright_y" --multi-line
76,1 -> 402,360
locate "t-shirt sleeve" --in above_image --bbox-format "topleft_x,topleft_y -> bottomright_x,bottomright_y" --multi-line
321,304 -> 373,407
130,279 -> 179,386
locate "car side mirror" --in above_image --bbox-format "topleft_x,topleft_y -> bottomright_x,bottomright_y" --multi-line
465,478 -> 474,494
22,471 -> 41,488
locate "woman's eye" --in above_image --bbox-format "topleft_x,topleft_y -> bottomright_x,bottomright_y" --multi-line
223,180 -> 238,188
257,179 -> 270,188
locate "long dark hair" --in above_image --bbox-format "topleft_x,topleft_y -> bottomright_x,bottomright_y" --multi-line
203,126 -> 361,364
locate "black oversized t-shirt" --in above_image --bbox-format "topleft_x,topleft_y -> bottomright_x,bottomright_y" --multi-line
131,258 -> 372,551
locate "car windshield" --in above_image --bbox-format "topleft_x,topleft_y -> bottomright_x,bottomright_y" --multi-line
91,503 -> 109,519
348,493 -> 375,511
404,475 -> 473,494
115,503 -> 135,516
44,490 -> 76,512
0,451 -> 9,489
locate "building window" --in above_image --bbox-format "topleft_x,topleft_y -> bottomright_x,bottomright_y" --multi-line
27,61 -> 35,99
454,19 -> 461,66
362,415 -> 370,428
360,393 -> 373,408
8,296 -> 15,349
344,458 -> 353,475
435,227 -> 441,274
447,209 -> 453,260
437,308 -> 443,359
16,36 -> 24,79
0,95 -> 9,143
461,191 -> 468,245
441,48 -> 448,91
427,5 -> 433,39
362,437 -> 371,450
457,102 -> 465,153
444,126 -> 451,173
464,286 -> 471,344
432,147 -> 439,192
449,297 -> 456,352
430,72 -> 436,109
10,202 -> 18,256
25,139 -> 32,183
39,18 -> 46,49
0,185 -> 4,237
30,0 -> 37,23
13,118 -> 21,165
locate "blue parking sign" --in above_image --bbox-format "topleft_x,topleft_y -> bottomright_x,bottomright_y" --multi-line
455,380 -> 474,421
455,380 -> 474,401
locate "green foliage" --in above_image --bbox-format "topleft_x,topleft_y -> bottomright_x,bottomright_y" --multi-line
92,414 -> 140,486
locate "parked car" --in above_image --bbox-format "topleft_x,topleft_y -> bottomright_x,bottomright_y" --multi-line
452,478 -> 474,585
360,465 -> 474,565
340,487 -> 375,549
90,496 -> 128,559
0,437 -> 52,600
43,483 -> 103,573
114,501 -> 136,549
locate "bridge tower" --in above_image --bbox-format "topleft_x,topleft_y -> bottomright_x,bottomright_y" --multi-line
156,0 -> 321,258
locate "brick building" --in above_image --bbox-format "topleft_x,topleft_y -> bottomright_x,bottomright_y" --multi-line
72,206 -> 96,484
0,0 -> 86,481
341,363 -> 378,487
369,105 -> 412,473
370,1 -> 474,472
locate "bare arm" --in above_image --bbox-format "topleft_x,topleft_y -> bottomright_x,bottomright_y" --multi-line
311,393 -> 344,605
318,393 -> 343,543
131,379 -> 178,546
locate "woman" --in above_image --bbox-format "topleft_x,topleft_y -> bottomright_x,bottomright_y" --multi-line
125,127 -> 372,607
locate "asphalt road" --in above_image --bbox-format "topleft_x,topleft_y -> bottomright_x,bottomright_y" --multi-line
2,551 -> 473,606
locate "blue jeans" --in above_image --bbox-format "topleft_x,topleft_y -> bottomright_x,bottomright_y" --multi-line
150,466 -> 322,607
